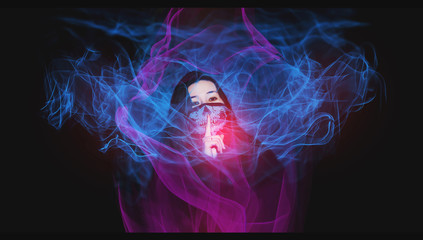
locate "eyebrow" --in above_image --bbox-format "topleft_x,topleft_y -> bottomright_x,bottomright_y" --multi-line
190,90 -> 217,99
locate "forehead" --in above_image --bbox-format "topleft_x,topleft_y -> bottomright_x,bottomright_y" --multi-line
188,80 -> 217,96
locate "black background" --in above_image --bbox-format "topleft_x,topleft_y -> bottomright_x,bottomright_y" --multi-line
1,5 -> 422,235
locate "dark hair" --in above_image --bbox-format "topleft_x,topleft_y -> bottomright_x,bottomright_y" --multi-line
167,70 -> 253,151
166,71 -> 278,182
170,71 -> 232,116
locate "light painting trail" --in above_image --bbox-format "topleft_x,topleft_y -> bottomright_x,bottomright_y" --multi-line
42,8 -> 384,232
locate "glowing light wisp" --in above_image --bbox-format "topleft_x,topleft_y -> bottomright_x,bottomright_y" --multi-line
42,8 -> 384,232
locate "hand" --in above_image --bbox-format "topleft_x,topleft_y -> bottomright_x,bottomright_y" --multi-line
203,114 -> 225,158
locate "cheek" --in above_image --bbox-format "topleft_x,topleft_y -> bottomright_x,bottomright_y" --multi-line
188,106 -> 228,135
189,111 -> 207,133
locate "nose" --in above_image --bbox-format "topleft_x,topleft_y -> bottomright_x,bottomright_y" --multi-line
202,105 -> 211,114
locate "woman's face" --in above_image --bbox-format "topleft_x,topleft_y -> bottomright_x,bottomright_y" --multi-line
187,80 -> 228,136
188,80 -> 224,107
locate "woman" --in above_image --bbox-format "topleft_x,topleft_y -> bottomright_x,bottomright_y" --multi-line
41,7 -> 381,233
115,71 -> 299,232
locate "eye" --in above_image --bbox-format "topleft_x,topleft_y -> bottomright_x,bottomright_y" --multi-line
209,97 -> 218,102
192,101 -> 200,107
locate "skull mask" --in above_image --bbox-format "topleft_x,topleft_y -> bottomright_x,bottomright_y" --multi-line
188,103 -> 229,136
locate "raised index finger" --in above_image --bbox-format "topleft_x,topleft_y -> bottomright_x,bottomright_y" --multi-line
204,114 -> 212,137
